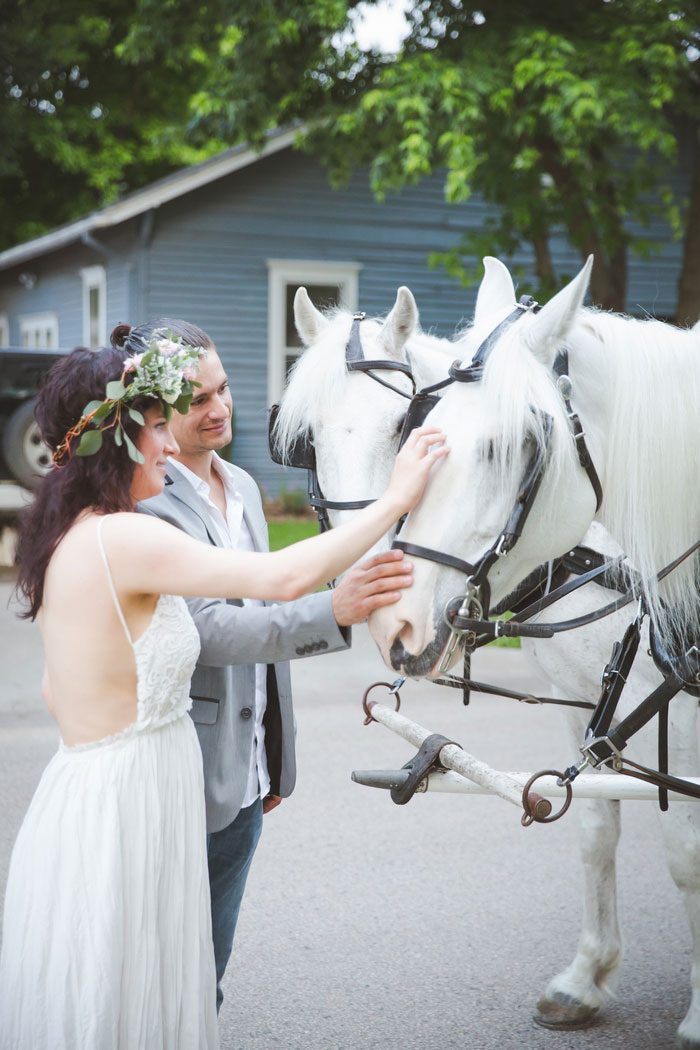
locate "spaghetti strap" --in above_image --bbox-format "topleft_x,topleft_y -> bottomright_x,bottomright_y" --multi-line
96,516 -> 133,646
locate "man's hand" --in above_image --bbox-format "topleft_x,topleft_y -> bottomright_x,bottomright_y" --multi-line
262,794 -> 282,815
331,549 -> 413,626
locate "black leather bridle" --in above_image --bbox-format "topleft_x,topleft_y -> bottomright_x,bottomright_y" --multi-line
268,312 -> 418,534
390,295 -> 603,672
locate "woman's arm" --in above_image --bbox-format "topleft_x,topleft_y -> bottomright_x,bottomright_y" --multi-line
107,426 -> 447,603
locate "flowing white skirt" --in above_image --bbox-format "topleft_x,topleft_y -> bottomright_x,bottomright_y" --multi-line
0,712 -> 219,1050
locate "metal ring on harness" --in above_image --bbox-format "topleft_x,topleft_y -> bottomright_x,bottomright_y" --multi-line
520,770 -> 573,825
362,681 -> 402,725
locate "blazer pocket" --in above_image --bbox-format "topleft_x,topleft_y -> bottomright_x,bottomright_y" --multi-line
190,696 -> 220,725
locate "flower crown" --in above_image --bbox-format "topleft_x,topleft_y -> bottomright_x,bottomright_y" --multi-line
52,331 -> 208,467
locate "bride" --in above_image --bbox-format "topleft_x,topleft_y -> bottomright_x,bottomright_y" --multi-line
0,336 -> 447,1050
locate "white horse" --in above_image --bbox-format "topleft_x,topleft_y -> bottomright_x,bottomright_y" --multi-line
367,259 -> 700,1049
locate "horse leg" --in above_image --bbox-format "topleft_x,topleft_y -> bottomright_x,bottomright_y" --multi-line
657,696 -> 700,1050
534,791 -> 622,1028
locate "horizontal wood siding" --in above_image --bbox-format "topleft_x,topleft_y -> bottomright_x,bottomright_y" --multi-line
145,149 -> 688,493
0,145 -> 690,497
0,236 -> 138,352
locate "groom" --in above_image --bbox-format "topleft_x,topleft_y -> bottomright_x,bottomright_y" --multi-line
139,341 -> 413,1011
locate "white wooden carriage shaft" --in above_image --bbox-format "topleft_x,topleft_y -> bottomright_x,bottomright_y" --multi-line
366,701 -> 525,809
364,701 -> 700,804
413,770 -> 700,802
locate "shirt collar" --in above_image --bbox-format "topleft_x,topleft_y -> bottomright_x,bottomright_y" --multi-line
167,455 -> 241,504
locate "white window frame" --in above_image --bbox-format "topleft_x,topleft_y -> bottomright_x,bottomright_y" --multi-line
0,313 -> 8,347
266,259 -> 361,405
80,264 -> 107,348
19,311 -> 59,350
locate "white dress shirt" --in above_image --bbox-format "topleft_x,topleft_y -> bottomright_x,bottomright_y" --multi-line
168,456 -> 270,806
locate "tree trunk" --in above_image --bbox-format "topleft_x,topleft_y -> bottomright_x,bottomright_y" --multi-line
536,135 -> 627,311
531,235 -> 554,287
676,132 -> 700,328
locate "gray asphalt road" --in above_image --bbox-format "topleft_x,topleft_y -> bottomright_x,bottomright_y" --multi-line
0,580 -> 692,1050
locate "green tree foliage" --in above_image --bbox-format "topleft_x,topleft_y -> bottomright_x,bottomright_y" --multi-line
147,0 -> 699,314
0,0 -> 213,252
4,0 -> 700,317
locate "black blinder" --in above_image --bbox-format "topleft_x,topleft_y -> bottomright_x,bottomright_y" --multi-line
648,618 -> 700,699
397,392 -> 441,450
268,403 -> 315,470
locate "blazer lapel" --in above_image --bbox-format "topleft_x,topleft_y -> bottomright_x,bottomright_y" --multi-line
164,469 -> 224,547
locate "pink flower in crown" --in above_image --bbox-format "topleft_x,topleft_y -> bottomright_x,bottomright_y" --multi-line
181,367 -> 197,381
123,353 -> 143,372
155,337 -> 181,356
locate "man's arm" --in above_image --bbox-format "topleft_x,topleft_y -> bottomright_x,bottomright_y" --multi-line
188,549 -> 413,667
188,589 -> 348,668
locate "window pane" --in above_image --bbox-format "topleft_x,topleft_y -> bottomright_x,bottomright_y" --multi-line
284,352 -> 299,386
285,283 -> 341,348
89,286 -> 100,346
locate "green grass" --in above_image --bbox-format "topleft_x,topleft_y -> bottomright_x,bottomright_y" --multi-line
267,519 -> 319,551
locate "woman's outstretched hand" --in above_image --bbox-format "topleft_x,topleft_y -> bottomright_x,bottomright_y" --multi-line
384,425 -> 449,515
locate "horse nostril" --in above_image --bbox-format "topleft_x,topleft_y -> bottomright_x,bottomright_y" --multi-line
389,635 -> 410,672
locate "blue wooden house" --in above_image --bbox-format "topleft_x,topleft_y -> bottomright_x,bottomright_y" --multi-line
0,127 -> 690,495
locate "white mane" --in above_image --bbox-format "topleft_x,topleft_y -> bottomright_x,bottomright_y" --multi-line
479,322 -> 583,508
481,306 -> 700,641
579,309 -> 700,638
274,307 -> 459,459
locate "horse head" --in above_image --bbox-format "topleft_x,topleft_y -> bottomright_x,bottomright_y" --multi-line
274,286 -> 456,554
369,257 -> 602,675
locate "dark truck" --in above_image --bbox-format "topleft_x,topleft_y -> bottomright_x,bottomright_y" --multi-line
0,347 -> 67,489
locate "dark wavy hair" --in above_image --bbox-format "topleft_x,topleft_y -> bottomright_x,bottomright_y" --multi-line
15,345 -> 159,620
111,317 -> 214,355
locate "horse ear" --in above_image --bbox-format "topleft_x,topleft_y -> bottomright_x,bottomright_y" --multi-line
474,257 -> 516,325
525,256 -> 593,366
294,287 -> 327,346
379,286 -> 418,357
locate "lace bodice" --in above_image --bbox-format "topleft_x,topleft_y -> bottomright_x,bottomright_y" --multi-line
133,593 -> 200,730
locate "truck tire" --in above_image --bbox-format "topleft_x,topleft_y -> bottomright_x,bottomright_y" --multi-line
2,398 -> 52,490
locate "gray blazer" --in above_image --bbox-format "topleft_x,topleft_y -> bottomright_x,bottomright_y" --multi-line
139,457 -> 350,833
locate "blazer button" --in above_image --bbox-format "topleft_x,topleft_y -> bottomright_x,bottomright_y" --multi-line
295,646 -> 304,656
240,707 -> 252,720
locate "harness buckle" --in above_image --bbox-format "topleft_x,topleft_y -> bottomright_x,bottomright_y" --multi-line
516,295 -> 539,312
494,534 -> 512,557
580,731 -> 625,769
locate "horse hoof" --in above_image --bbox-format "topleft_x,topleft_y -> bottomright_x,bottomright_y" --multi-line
534,992 -> 602,1030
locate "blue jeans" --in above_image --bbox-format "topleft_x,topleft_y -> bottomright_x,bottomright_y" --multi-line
207,798 -> 263,1012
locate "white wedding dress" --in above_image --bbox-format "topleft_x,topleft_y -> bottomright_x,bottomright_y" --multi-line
0,521 -> 219,1049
